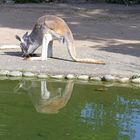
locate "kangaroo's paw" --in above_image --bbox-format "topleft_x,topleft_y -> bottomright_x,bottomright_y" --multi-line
96,60 -> 105,65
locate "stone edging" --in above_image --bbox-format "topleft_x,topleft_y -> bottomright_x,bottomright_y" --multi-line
0,69 -> 140,84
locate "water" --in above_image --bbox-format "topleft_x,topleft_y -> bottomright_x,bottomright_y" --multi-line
0,78 -> 140,140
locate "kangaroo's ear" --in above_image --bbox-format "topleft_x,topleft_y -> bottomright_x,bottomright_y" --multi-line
23,32 -> 28,38
15,35 -> 21,42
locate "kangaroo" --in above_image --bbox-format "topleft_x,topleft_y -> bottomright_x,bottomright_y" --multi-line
15,80 -> 74,114
16,15 -> 105,64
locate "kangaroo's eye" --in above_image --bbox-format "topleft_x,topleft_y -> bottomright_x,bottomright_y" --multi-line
20,43 -> 24,48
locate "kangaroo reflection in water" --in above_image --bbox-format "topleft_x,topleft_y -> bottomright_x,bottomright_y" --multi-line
17,80 -> 74,114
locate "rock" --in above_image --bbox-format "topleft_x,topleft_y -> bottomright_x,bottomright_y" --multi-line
118,78 -> 130,83
131,78 -> 140,84
66,74 -> 76,79
130,75 -> 140,79
37,74 -> 48,79
23,72 -> 36,77
102,75 -> 118,81
90,76 -> 101,81
50,75 -> 64,79
0,70 -> 10,76
8,71 -> 22,77
77,75 -> 89,80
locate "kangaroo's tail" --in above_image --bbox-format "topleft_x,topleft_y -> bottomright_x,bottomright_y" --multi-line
73,58 -> 105,64
64,30 -> 105,64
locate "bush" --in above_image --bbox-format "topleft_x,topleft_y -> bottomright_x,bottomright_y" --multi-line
14,0 -> 140,4
15,0 -> 64,3
15,0 -> 40,3
105,0 -> 140,5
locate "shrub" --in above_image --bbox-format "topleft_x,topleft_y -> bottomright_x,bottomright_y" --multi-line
15,0 -> 63,3
105,0 -> 140,5
15,0 -> 40,3
14,0 -> 140,4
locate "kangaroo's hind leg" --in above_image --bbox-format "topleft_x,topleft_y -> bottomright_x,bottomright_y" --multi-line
41,30 -> 64,60
47,41 -> 53,58
41,33 -> 53,60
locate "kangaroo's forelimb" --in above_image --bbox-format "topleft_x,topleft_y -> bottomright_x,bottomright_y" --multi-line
27,33 -> 53,61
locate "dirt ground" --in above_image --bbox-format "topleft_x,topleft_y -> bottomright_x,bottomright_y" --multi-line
0,3 -> 140,77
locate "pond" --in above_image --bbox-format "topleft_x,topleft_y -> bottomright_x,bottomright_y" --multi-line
0,78 -> 140,140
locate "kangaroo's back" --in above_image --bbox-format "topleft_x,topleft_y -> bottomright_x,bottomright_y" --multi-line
36,15 -> 73,38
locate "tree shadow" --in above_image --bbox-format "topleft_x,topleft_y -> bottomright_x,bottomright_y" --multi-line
97,43 -> 140,57
1,4 -> 139,30
0,4 -> 140,59
87,37 -> 140,57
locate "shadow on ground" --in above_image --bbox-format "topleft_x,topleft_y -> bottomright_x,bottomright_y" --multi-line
0,4 -> 140,58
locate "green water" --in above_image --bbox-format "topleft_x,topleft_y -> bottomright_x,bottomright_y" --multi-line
0,78 -> 140,140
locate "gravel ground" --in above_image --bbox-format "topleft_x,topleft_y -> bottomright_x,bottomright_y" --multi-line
0,3 -> 140,77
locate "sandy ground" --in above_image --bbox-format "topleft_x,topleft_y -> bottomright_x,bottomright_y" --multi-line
0,3 -> 140,77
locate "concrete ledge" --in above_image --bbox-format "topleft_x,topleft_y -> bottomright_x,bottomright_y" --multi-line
0,69 -> 140,86
0,45 -> 19,49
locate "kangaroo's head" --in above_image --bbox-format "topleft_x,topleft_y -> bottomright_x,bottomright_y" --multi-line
16,32 -> 31,56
